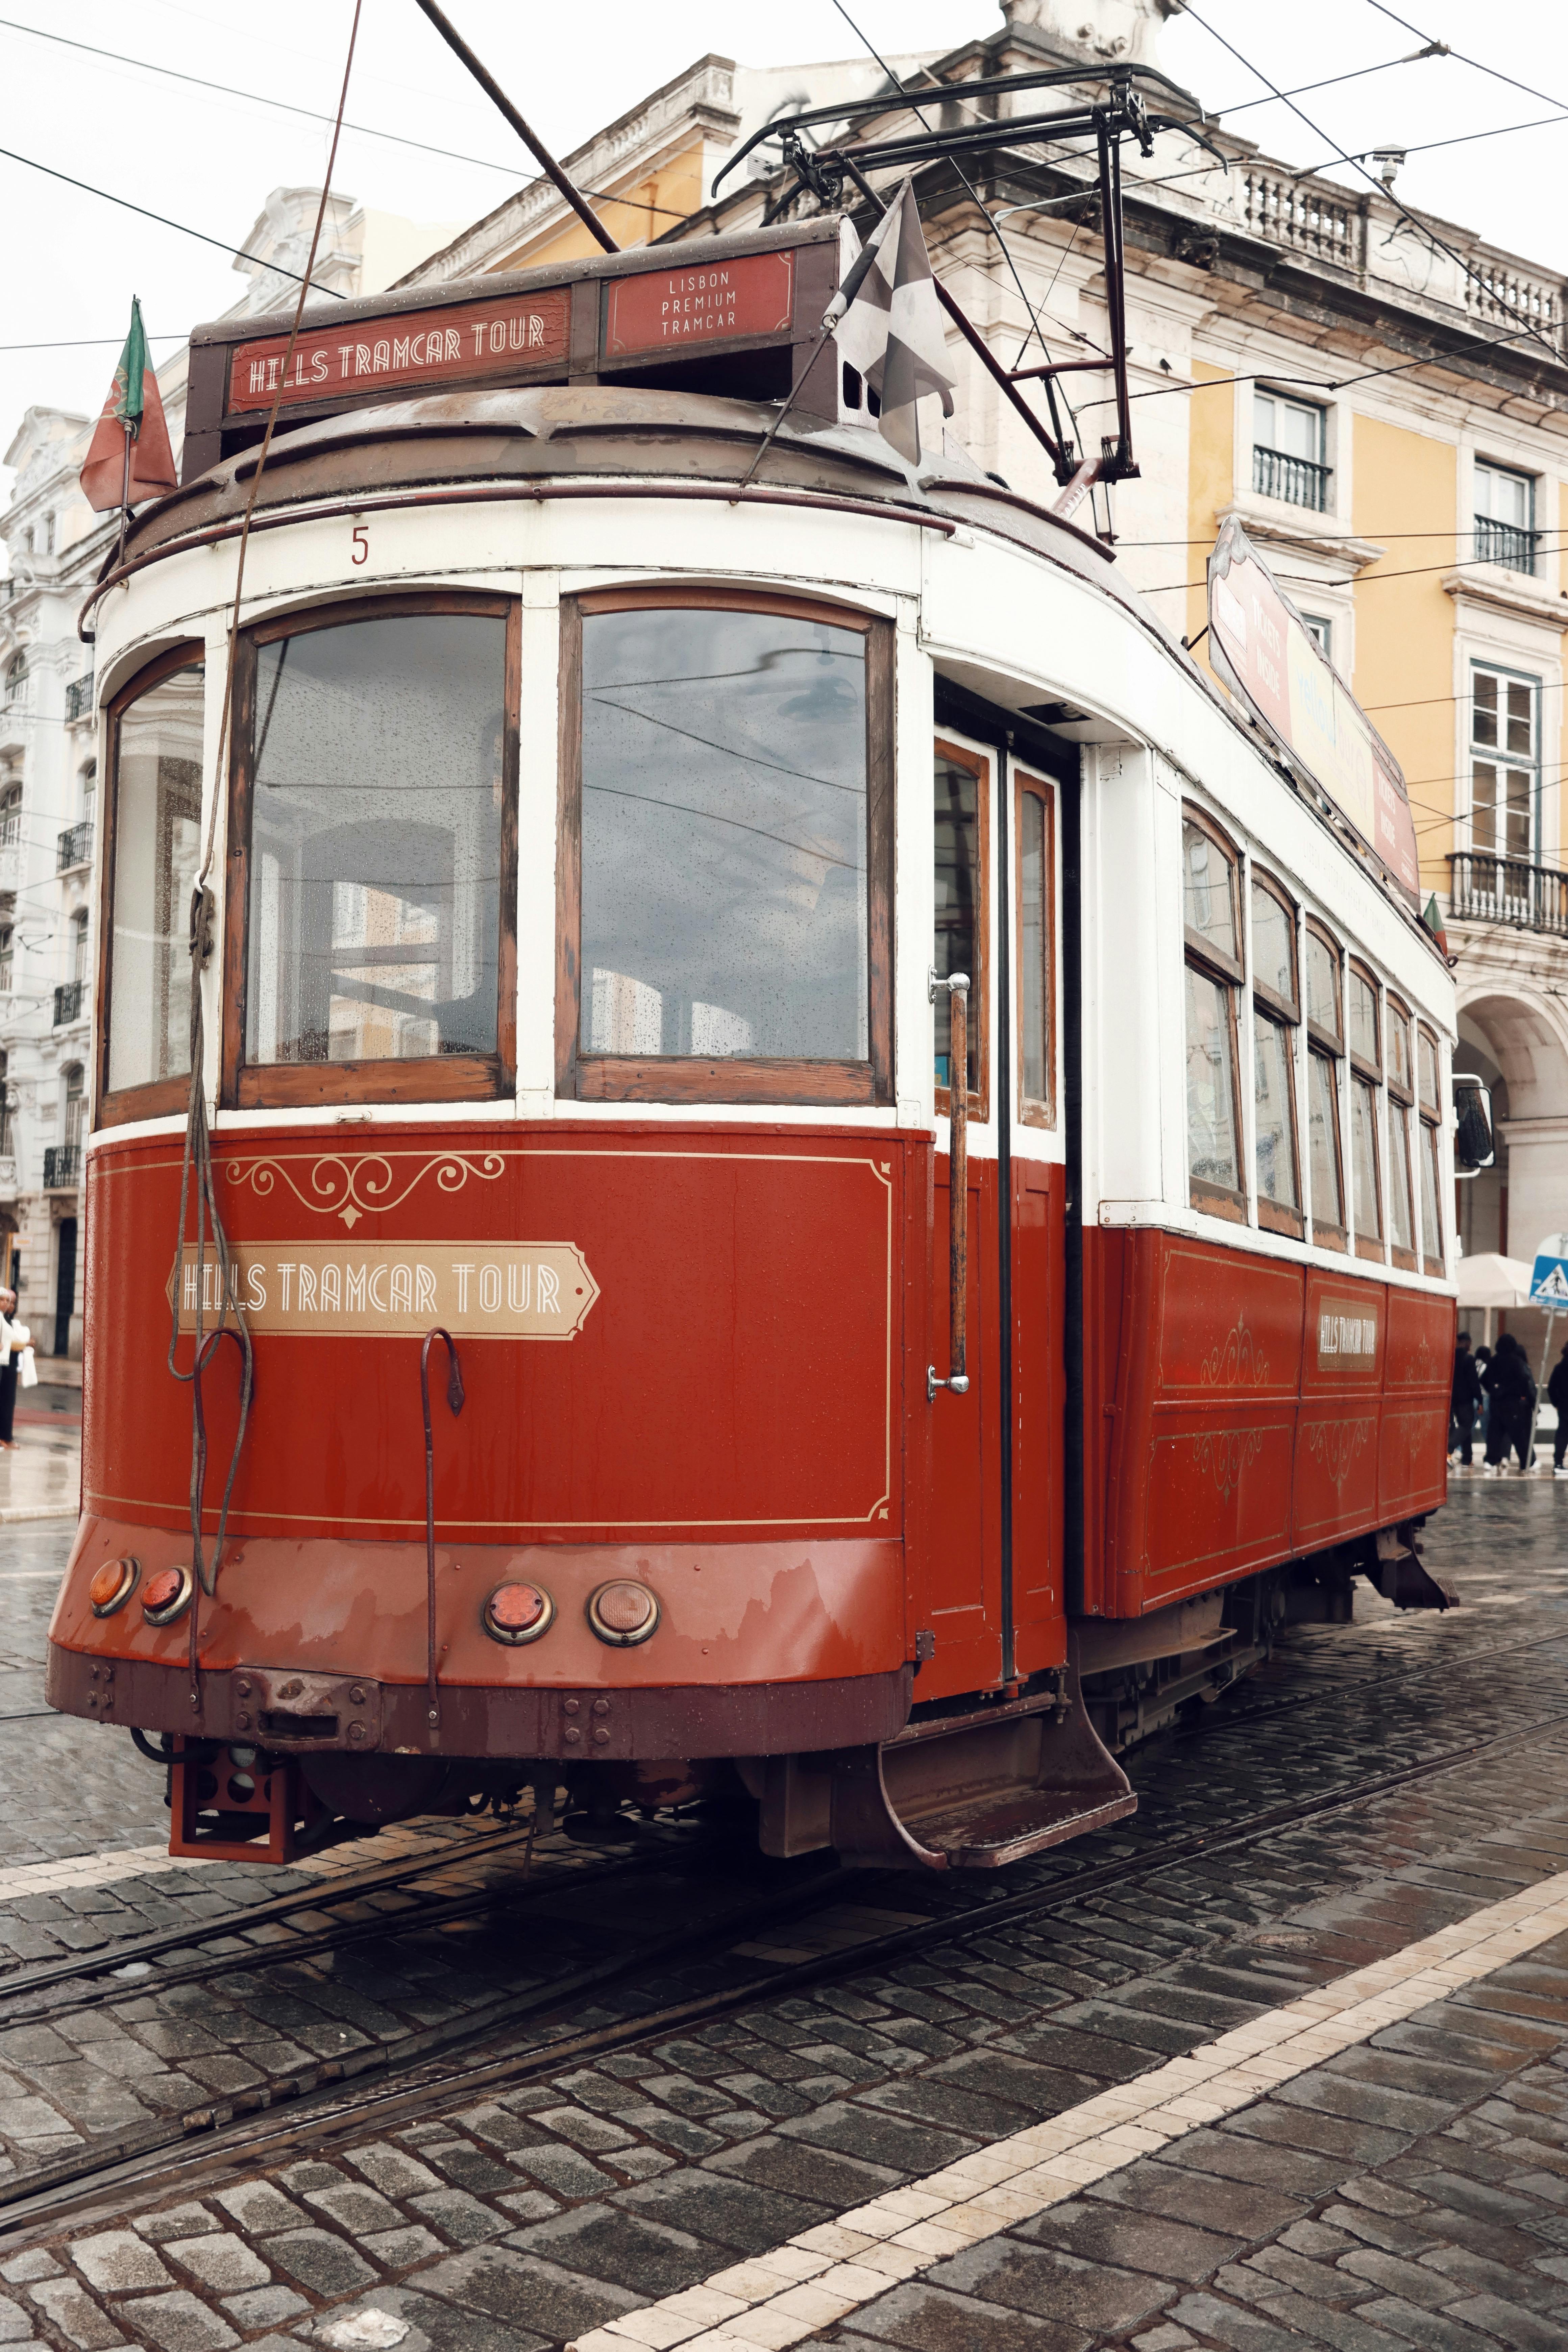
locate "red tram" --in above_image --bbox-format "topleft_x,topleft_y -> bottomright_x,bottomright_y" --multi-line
47,212 -> 1459,1873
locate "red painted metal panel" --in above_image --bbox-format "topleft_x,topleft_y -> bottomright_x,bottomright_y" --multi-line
918,1157 -> 1003,1699
602,251 -> 796,359
1379,1283 -> 1454,1518
1295,1268 -> 1387,1545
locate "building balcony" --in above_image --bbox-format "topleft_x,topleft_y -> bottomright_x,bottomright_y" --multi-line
42,1144 -> 79,1192
56,820 -> 93,874
1449,851 -> 1568,937
53,979 -> 83,1026
1473,514 -> 1540,574
63,674 -> 95,724
1252,445 -> 1331,512
0,1157 -> 15,1204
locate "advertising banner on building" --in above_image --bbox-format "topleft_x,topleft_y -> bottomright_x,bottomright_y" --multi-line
1206,515 -> 1421,905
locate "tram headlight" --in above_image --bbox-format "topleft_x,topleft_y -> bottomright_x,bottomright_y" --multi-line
141,1564 -> 194,1627
482,1581 -> 556,1646
89,1557 -> 140,1618
586,1579 -> 660,1647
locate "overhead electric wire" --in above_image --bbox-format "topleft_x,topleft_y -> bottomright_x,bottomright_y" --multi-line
0,144 -> 347,295
1179,2 -> 1565,373
1292,107 -> 1568,179
1142,536 -> 1567,596
1362,0 -> 1568,116
0,336 -> 185,352
0,15 -> 690,221
1215,47 -> 1450,119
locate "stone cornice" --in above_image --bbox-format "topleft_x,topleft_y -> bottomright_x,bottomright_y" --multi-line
1218,497 -> 1385,575
1441,566 -> 1568,631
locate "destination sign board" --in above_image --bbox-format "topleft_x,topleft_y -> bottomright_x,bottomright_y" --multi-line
226,287 -> 572,415
604,249 -> 796,360
169,1241 -> 599,1340
1207,516 -> 1421,904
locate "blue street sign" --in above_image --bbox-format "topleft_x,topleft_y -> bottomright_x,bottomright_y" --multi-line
1530,1247 -> 1568,1307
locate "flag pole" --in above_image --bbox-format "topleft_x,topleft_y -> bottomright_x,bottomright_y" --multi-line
730,312 -> 841,505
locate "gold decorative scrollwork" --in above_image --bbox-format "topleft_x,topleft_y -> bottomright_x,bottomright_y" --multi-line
226,1151 -> 508,1231
1306,1417 -> 1374,1491
1200,1311 -> 1270,1391
1191,1426 -> 1265,1501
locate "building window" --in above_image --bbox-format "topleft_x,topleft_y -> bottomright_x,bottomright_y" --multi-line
1015,768 -> 1055,1127
934,740 -> 988,1119
3,653 -> 26,705
560,591 -> 892,1106
1251,872 -> 1301,1236
1253,391 -> 1329,512
1348,962 -> 1384,1261
41,514 -> 55,558
0,929 -> 10,995
101,651 -> 204,1119
62,1064 -> 84,1156
1386,996 -> 1417,1269
1470,664 -> 1537,864
1417,1023 -> 1444,1273
0,784 -> 20,848
1182,809 -> 1246,1219
227,597 -> 518,1111
1301,614 -> 1332,659
1475,460 -> 1538,574
80,760 -> 96,821
71,909 -> 90,987
1304,921 -> 1346,1247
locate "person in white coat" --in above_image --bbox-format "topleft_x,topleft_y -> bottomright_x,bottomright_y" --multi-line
0,1288 -> 32,1448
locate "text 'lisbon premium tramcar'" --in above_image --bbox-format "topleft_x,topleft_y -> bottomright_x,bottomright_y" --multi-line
48,102 -> 1467,1871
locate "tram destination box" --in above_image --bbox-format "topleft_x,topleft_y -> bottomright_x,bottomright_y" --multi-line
183,218 -> 845,480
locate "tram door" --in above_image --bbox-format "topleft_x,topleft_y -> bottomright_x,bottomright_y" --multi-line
926,737 -> 1005,1698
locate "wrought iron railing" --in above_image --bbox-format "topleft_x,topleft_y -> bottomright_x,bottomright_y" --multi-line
64,675 -> 94,722
53,980 -> 83,1025
1448,851 -> 1568,936
1253,445 -> 1331,511
1474,514 -> 1541,573
56,820 -> 92,872
43,1144 -> 80,1190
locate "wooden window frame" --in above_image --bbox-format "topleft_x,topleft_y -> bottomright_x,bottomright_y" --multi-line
1384,993 -> 1418,1271
1417,1020 -> 1445,1274
1302,918 -> 1347,1252
1013,766 -> 1056,1131
1181,806 -> 1246,1224
556,586 -> 894,1108
95,640 -> 206,1133
933,735 -> 990,1126
221,591 -> 519,1112
1347,959 -> 1385,1265
1249,870 -> 1303,1239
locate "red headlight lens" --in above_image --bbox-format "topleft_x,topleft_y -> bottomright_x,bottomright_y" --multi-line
142,1565 -> 194,1626
482,1581 -> 555,1646
89,1558 -> 140,1618
586,1579 -> 659,1645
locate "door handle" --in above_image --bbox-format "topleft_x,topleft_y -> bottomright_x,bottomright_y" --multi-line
929,969 -> 971,1402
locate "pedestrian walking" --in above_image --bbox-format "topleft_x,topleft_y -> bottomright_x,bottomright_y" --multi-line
0,1288 -> 30,1451
1475,1344 -> 1493,1452
1482,1333 -> 1536,1473
1450,1331 -> 1482,1468
1549,1340 -> 1568,1478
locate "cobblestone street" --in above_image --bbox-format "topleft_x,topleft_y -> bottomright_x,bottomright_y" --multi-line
0,1486 -> 1559,2350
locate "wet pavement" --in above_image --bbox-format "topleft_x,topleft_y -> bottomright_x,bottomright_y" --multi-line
0,1482 -> 1562,2351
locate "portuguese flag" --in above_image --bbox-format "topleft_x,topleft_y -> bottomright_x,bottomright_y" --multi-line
80,297 -> 178,513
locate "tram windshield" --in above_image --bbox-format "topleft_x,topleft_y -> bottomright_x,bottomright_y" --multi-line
577,605 -> 868,1063
245,611 -> 505,1069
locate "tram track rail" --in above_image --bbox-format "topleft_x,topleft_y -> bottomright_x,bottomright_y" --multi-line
5,1657 -> 1568,2243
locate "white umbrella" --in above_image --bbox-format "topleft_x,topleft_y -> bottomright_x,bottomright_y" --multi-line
1456,1252 -> 1534,1309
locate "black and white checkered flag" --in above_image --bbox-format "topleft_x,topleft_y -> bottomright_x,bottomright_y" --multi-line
828,178 -> 956,464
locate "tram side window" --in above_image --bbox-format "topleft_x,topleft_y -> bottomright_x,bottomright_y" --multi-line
1182,810 -> 1246,1220
1015,769 -> 1054,1127
1251,873 -> 1301,1236
1387,997 -> 1417,1269
1417,1023 -> 1445,1272
227,600 -> 515,1108
564,595 -> 891,1104
1348,963 -> 1384,1261
934,741 -> 988,1117
1304,922 -> 1347,1248
100,653 -> 204,1121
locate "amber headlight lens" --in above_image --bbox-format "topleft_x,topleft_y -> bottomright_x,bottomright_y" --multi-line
89,1558 -> 140,1618
482,1581 -> 556,1646
586,1579 -> 659,1646
142,1565 -> 194,1627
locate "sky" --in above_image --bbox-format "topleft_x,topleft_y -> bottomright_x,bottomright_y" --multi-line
2,0 -> 1566,504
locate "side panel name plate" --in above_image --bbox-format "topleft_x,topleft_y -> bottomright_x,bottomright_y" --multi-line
169,1242 -> 599,1339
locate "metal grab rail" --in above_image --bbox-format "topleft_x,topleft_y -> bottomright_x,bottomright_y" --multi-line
929,972 -> 971,1403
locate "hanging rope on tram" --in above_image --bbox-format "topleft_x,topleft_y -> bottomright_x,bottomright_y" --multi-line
420,1329 -> 466,1744
168,3 -> 364,1714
